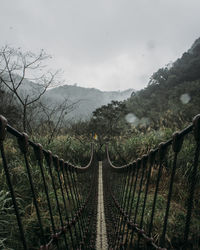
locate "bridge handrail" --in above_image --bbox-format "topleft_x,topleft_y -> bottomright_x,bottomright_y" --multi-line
6,121 -> 94,172
106,120 -> 194,170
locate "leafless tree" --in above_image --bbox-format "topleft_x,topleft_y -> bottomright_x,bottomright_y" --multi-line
0,45 -> 61,131
35,98 -> 79,144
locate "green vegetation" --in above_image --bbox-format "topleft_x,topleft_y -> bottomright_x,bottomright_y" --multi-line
0,134 -> 92,249
125,38 -> 200,129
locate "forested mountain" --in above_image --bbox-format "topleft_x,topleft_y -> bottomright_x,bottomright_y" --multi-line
124,37 -> 200,129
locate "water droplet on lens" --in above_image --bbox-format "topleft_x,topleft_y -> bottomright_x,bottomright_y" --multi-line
180,93 -> 191,104
125,113 -> 139,125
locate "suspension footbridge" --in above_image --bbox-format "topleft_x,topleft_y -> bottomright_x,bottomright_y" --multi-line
0,114 -> 199,249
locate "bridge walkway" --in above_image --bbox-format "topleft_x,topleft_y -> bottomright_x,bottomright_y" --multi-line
96,161 -> 108,250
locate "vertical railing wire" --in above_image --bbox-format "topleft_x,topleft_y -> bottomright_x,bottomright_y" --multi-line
160,132 -> 183,246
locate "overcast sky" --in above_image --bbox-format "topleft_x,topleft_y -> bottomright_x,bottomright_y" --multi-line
1,0 -> 200,91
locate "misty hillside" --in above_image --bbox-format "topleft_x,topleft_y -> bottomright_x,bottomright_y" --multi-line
124,37 -> 200,128
45,85 -> 134,120
1,71 -> 133,121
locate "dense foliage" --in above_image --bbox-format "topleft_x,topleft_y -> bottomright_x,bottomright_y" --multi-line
125,38 -> 200,129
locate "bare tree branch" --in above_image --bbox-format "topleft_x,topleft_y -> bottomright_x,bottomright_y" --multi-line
0,45 -> 61,131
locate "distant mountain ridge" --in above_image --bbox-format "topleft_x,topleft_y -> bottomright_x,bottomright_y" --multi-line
45,85 -> 134,120
1,71 -> 134,121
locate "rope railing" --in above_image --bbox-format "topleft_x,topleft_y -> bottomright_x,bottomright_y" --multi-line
0,115 -> 97,250
105,114 -> 200,249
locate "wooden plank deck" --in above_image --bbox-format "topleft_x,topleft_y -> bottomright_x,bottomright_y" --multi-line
96,161 -> 108,250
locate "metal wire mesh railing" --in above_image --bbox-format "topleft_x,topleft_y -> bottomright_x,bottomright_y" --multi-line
105,114 -> 200,249
0,115 -> 97,250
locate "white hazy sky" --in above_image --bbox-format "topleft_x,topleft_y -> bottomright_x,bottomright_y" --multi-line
1,0 -> 200,91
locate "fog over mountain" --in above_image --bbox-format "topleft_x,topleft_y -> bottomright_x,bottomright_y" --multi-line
1,70 -> 133,121
1,1 -> 200,91
45,84 -> 134,121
